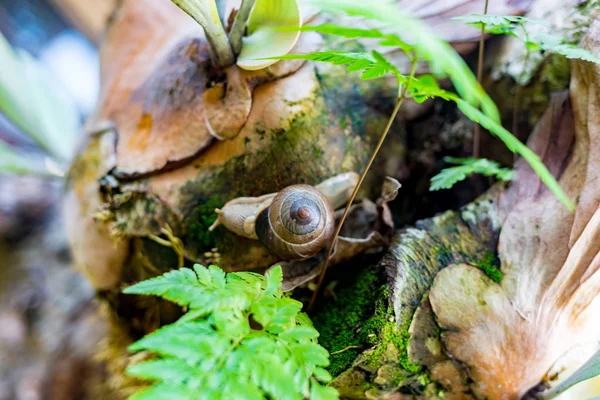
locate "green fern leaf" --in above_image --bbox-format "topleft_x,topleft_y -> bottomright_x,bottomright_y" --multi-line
452,14 -> 526,27
266,50 -> 403,81
430,157 -> 513,191
548,44 -> 600,63
129,384 -> 196,400
125,265 -> 338,400
123,268 -> 205,306
310,381 -> 340,400
126,359 -> 204,385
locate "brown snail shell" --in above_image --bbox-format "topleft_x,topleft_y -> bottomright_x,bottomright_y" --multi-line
254,184 -> 335,260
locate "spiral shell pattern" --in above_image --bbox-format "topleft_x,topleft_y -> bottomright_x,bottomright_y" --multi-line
255,184 -> 334,260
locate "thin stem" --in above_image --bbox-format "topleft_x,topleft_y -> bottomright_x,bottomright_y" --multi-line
307,59 -> 418,312
172,0 -> 235,67
473,0 -> 489,159
330,345 -> 363,355
229,0 -> 256,55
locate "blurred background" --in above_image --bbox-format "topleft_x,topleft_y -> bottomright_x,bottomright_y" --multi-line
0,1 -> 116,399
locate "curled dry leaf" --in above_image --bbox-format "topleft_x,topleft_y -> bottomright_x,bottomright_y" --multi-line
427,24 -> 600,399
89,0 -> 319,178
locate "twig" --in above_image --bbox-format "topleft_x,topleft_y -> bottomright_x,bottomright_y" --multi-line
171,0 -> 234,67
307,58 -> 418,312
330,345 -> 363,355
229,0 -> 256,55
473,0 -> 490,159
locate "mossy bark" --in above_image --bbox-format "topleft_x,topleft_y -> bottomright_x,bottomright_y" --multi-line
313,188 -> 504,399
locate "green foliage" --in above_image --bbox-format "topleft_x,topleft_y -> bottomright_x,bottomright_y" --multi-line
278,0 -> 573,208
430,157 -> 513,191
454,99 -> 575,210
0,32 -> 80,174
269,50 -> 402,81
454,14 -> 600,66
541,350 -> 600,399
124,265 -> 338,400
302,0 -> 500,121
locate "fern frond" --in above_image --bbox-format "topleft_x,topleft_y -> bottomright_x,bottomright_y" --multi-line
430,157 -> 513,191
268,49 -> 402,81
546,44 -> 600,63
124,265 -> 338,400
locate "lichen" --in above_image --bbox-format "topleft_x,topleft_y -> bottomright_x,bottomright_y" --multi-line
475,251 -> 503,283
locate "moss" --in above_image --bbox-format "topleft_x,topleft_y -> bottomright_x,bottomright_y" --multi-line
186,196 -> 225,251
312,267 -> 381,376
474,251 -> 503,283
312,267 -> 421,380
359,294 -> 421,377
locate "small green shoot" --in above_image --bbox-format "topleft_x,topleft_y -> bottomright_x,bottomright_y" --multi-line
124,265 -> 338,400
237,0 -> 301,70
170,0 -> 234,66
430,157 -> 513,191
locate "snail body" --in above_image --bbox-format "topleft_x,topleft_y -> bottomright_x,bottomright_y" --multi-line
209,172 -> 358,259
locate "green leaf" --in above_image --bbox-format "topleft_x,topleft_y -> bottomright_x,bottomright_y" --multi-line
452,14 -> 527,27
548,44 -> 600,64
126,359 -> 203,385
264,265 -> 283,297
123,267 -> 207,307
310,381 -> 339,400
0,32 -> 79,162
0,141 -> 59,177
268,50 -> 403,81
129,384 -> 196,400
237,0 -> 301,70
541,350 -> 600,399
430,157 -> 513,191
279,326 -> 320,342
454,99 -> 575,210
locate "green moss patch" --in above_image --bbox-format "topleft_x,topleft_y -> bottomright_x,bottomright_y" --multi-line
312,266 -> 420,379
474,251 -> 503,283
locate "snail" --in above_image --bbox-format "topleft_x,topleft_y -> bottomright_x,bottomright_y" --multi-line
208,172 -> 359,260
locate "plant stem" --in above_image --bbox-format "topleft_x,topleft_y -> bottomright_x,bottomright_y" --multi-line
308,59 -> 418,312
172,0 -> 235,67
229,0 -> 256,55
473,0 -> 489,159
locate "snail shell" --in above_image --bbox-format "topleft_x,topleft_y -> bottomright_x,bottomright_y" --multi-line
255,184 -> 335,260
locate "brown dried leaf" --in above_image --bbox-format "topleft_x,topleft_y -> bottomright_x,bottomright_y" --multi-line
428,24 -> 600,399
